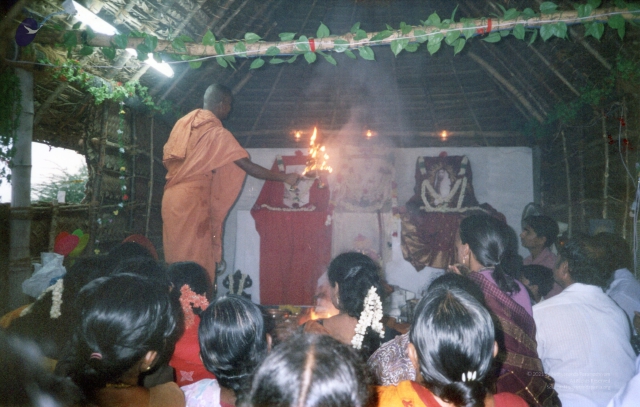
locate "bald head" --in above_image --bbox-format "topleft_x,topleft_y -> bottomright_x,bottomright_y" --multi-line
203,84 -> 233,119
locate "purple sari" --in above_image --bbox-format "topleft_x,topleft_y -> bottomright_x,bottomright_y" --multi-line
468,272 -> 561,407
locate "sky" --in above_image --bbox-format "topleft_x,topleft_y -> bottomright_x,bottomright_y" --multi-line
0,142 -> 86,203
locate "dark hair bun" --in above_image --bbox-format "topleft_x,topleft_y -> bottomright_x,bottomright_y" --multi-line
439,381 -> 487,407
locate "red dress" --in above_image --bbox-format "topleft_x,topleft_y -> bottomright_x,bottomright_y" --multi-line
169,315 -> 215,387
251,152 -> 332,305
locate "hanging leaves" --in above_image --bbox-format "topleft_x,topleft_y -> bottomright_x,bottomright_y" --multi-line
353,29 -> 368,41
317,22 -> 330,39
425,31 -> 443,55
304,52 -> 317,64
245,32 -> 261,44
608,14 -> 626,39
584,21 -> 605,40
202,30 -> 216,46
250,58 -> 265,69
483,32 -> 501,43
101,47 -> 116,60
358,46 -> 375,60
513,24 -> 525,40
452,38 -> 466,55
279,32 -> 296,41
297,35 -> 311,52
370,30 -> 393,42
539,2 -> 559,13
413,29 -> 428,43
444,30 -> 461,45
265,46 -> 281,56
319,51 -> 337,65
171,35 -> 193,53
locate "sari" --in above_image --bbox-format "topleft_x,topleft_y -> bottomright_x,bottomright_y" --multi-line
376,381 -> 529,407
468,272 -> 561,407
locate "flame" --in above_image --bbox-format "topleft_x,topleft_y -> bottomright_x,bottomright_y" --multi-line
295,131 -> 301,141
441,130 -> 447,140
366,129 -> 372,138
303,127 -> 332,176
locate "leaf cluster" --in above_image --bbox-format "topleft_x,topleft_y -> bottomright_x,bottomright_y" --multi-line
42,59 -> 175,115
0,69 -> 22,185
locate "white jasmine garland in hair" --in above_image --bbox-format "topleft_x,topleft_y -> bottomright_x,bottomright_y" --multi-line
351,286 -> 385,350
49,278 -> 64,318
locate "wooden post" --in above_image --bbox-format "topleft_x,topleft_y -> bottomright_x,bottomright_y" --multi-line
561,130 -> 573,238
9,68 -> 33,309
145,116 -> 154,237
602,109 -> 609,219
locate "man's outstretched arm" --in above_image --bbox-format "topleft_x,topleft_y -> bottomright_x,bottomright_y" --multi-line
234,157 -> 299,185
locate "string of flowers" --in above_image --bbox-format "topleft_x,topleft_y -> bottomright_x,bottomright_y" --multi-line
115,102 -> 127,216
19,278 -> 64,319
179,284 -> 209,328
352,286 -> 385,350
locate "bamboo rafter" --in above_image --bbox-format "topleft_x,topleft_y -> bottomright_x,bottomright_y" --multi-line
34,7 -> 640,58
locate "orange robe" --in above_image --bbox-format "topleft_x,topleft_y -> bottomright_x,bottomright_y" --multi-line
162,109 -> 248,281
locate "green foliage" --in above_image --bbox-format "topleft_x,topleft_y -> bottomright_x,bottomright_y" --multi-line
250,58 -> 265,69
32,166 -> 88,204
527,56 -> 640,139
304,52 -> 317,64
42,59 -> 175,114
317,22 -> 330,39
0,69 -> 21,184
202,30 -> 216,46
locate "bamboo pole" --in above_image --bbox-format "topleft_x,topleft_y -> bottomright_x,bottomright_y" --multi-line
578,130 -> 586,228
622,99 -> 630,238
561,130 -> 573,237
602,109 -> 609,219
145,116 -> 154,238
35,8 -> 639,58
9,68 -> 34,309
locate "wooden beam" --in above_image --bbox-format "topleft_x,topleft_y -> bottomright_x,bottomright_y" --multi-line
35,7 -> 639,58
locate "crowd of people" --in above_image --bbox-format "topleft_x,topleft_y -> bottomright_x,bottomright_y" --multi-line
3,213 -> 640,407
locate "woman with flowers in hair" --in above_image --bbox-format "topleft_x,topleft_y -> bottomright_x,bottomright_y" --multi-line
167,262 -> 215,387
303,252 -> 392,359
377,285 -> 528,407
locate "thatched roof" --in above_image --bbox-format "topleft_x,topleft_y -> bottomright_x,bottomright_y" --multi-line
11,0 -> 639,149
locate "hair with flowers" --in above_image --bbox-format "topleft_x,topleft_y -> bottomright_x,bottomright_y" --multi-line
351,286 -> 385,350
179,284 -> 209,328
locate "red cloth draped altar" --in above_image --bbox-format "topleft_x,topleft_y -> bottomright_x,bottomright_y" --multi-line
401,155 -> 504,270
251,152 -> 332,305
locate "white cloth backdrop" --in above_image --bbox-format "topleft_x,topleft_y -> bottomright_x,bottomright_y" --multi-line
220,147 -> 534,304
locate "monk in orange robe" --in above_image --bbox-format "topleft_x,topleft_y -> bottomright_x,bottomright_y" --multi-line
162,84 -> 298,283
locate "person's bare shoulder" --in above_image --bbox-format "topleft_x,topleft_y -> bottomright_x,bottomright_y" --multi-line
150,382 -> 185,407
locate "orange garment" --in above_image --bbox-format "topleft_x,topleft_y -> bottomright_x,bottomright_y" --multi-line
376,381 -> 529,407
162,109 -> 248,281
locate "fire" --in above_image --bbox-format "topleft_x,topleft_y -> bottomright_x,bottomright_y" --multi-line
303,127 -> 333,176
366,129 -> 372,138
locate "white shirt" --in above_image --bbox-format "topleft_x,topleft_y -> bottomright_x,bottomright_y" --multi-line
533,283 -> 636,407
606,268 -> 640,326
607,354 -> 640,407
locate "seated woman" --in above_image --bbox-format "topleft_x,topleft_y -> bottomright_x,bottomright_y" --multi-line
61,273 -> 184,407
452,214 -> 560,407
181,295 -> 269,407
248,333 -> 372,407
167,262 -> 215,387
303,252 -> 391,359
377,285 -> 528,407
368,272 -> 487,386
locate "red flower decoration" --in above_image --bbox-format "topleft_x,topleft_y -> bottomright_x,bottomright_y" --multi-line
116,81 -> 122,86
122,194 -> 129,201
179,284 -> 209,328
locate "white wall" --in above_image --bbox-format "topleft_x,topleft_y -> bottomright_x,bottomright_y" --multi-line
220,147 -> 534,303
